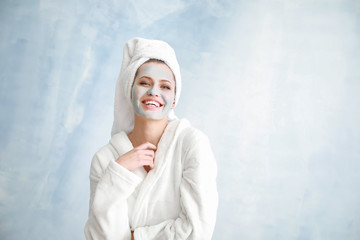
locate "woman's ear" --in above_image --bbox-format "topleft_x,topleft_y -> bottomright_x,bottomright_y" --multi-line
172,99 -> 176,109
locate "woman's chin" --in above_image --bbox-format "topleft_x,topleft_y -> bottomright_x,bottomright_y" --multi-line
134,112 -> 168,121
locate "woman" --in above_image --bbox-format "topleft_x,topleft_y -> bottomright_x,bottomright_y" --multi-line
84,37 -> 218,240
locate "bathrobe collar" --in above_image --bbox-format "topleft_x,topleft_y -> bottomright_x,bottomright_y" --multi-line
109,118 -> 191,227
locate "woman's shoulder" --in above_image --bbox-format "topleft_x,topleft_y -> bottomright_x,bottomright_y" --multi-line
177,118 -> 208,141
176,118 -> 211,151
89,142 -> 116,177
90,131 -> 130,175
176,119 -> 216,168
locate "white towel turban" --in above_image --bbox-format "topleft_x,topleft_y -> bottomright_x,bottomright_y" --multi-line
111,37 -> 182,136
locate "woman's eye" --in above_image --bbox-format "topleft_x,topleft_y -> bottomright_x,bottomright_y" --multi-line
140,82 -> 150,86
161,85 -> 171,90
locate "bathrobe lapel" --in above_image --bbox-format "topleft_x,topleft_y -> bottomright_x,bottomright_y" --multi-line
130,119 -> 190,227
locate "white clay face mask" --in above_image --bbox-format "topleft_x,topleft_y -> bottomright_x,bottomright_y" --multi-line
131,63 -> 175,120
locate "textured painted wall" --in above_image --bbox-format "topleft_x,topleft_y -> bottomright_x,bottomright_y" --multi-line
1,0 -> 359,239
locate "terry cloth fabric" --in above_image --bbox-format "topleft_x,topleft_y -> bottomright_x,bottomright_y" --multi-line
111,37 -> 182,136
84,119 -> 218,240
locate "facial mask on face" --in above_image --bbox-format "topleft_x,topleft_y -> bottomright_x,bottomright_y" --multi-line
131,64 -> 175,120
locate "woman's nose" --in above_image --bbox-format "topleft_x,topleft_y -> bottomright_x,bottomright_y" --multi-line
147,86 -> 159,96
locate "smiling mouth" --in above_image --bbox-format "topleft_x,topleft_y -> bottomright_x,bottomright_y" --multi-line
142,100 -> 163,108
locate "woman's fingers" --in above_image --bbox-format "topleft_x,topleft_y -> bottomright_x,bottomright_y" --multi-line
138,155 -> 153,162
142,149 -> 155,158
136,156 -> 154,169
133,149 -> 154,159
136,142 -> 157,151
132,151 -> 154,168
116,142 -> 156,171
141,156 -> 154,167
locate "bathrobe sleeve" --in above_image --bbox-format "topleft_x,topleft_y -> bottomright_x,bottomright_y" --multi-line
133,130 -> 218,240
84,147 -> 143,240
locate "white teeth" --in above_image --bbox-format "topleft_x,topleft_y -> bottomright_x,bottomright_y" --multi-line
144,101 -> 160,107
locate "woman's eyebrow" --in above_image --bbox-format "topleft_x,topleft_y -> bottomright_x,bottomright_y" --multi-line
139,76 -> 153,80
160,79 -> 173,83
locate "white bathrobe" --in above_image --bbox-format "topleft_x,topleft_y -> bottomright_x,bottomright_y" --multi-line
84,118 -> 218,239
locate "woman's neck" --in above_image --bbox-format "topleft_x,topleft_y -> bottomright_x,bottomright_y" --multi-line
128,114 -> 168,147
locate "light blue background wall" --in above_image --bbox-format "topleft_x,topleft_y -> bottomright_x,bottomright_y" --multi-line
1,0 -> 360,239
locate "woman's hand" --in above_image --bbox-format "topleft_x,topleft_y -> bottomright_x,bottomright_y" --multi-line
115,142 -> 156,171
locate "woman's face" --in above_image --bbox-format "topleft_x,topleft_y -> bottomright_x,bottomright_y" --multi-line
131,62 -> 175,120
